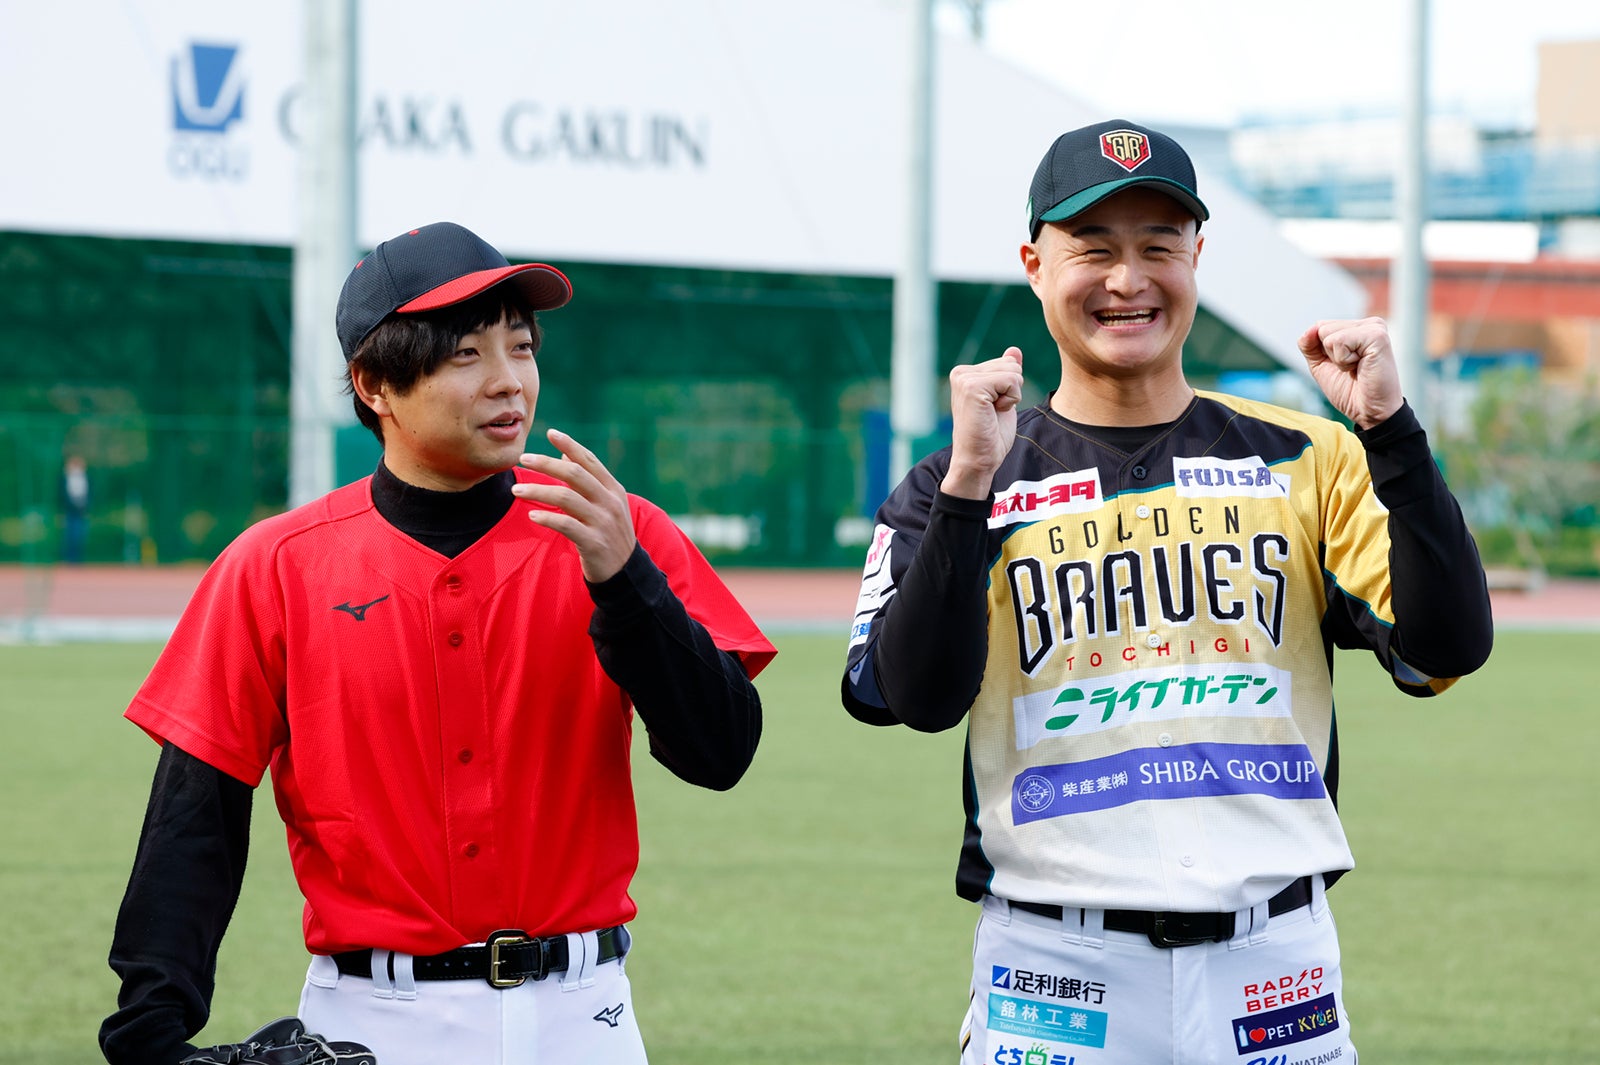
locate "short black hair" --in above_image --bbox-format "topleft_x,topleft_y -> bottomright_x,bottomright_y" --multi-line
344,286 -> 544,441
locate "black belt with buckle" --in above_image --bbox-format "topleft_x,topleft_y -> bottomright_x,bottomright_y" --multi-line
332,926 -> 628,988
1009,876 -> 1314,949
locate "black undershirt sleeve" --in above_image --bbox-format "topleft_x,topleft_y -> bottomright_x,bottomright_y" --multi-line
100,742 -> 252,1065
871,490 -> 995,733
587,544 -> 763,791
102,465 -> 760,1062
1354,401 -> 1494,678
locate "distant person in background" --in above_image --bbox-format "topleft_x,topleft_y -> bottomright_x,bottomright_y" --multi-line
60,453 -> 90,564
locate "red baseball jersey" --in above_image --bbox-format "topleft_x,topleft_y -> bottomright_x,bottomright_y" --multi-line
127,470 -> 775,955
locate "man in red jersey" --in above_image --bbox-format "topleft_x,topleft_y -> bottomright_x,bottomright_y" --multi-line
101,222 -> 777,1065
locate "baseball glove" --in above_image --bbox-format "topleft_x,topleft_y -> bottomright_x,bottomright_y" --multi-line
178,1016 -> 376,1065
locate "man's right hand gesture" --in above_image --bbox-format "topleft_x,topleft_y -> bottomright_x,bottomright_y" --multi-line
941,347 -> 1025,500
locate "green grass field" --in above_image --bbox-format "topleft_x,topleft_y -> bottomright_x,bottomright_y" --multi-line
1,631 -> 1595,1063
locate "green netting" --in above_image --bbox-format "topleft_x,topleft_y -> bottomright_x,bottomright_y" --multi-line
0,231 -> 1279,567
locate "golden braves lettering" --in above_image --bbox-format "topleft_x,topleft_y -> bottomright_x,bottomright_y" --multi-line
1004,535 -> 1289,675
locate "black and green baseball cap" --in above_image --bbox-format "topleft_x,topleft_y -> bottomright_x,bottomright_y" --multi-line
1026,119 -> 1209,240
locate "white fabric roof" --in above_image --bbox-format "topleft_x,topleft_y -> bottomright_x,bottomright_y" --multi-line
0,0 -> 1363,368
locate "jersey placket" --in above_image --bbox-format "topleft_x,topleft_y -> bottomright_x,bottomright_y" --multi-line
1110,448 -> 1219,896
432,566 -> 500,923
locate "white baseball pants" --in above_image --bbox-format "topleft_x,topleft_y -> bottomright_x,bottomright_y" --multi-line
298,929 -> 648,1065
960,877 -> 1358,1065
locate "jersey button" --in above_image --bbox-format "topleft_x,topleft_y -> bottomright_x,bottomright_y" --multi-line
1132,464 -> 1148,479
445,574 -> 463,592
448,631 -> 463,647
458,748 -> 473,764
1135,504 -> 1151,519
462,842 -> 479,859
1146,633 -> 1163,648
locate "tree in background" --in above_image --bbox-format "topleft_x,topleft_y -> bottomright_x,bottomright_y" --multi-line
1436,368 -> 1600,579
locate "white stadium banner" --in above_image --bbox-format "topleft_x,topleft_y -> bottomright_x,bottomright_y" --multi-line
0,1 -> 1363,366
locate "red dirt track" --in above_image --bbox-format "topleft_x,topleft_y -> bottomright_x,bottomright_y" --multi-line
2,564 -> 1598,633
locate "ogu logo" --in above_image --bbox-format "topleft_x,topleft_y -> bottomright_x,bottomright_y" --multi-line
171,43 -> 245,132
168,42 -> 249,180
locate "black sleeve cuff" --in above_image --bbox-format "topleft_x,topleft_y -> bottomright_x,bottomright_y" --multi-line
586,543 -> 669,629
931,488 -> 999,525
1354,401 -> 1439,509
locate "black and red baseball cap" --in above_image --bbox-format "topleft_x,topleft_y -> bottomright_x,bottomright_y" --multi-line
335,222 -> 573,361
1026,119 -> 1209,241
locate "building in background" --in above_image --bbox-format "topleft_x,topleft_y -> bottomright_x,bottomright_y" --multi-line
0,1 -> 1362,567
1221,37 -> 1600,402
1210,37 -> 1600,577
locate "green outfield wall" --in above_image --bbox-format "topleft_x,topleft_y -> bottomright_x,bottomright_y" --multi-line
0,231 -> 1281,567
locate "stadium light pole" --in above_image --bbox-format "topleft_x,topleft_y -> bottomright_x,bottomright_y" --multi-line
1391,0 -> 1431,433
289,0 -> 358,507
890,0 -> 937,484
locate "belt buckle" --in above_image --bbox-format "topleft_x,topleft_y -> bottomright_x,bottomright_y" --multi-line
1147,912 -> 1220,949
487,929 -> 534,988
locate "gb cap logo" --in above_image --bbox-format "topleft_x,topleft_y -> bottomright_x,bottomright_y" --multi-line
1100,129 -> 1150,172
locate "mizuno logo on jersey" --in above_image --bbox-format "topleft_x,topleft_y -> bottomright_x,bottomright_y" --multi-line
989,471 -> 1103,528
331,594 -> 389,621
593,1003 -> 626,1028
1173,456 -> 1289,498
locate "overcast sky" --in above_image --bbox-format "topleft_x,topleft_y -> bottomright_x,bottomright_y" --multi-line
942,0 -> 1600,128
